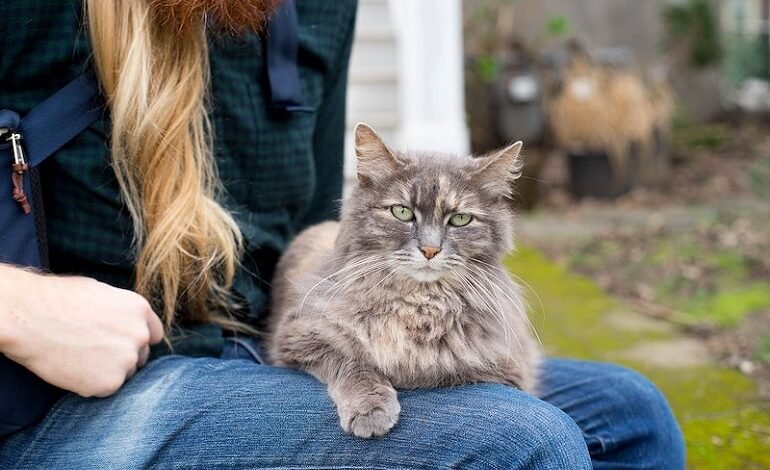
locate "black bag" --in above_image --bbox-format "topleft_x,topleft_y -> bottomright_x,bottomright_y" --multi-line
0,73 -> 102,437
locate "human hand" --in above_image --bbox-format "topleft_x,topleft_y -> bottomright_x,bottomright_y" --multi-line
0,266 -> 164,397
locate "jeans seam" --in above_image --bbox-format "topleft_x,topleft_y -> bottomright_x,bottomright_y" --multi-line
7,356 -> 181,469
8,393 -> 71,468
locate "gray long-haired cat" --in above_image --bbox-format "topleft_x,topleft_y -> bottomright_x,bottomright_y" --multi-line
266,123 -> 541,438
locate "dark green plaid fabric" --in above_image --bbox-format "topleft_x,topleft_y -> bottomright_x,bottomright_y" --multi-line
0,0 -> 356,357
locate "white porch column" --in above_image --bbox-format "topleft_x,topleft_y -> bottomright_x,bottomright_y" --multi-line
389,0 -> 470,155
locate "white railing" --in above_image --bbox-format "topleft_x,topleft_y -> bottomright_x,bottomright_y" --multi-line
345,0 -> 469,187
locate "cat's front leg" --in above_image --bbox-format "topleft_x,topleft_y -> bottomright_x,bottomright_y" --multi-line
314,357 -> 401,438
270,324 -> 400,437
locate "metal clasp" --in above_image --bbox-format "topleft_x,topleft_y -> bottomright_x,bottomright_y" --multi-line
6,132 -> 27,166
3,127 -> 31,214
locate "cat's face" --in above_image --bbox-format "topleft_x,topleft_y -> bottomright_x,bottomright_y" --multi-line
339,124 -> 522,283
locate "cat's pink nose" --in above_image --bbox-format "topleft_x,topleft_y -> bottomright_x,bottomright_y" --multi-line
420,246 -> 441,260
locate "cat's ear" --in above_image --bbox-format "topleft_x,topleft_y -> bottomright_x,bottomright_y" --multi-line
355,123 -> 404,184
473,142 -> 524,195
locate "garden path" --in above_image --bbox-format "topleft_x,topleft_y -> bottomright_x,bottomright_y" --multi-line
509,245 -> 770,468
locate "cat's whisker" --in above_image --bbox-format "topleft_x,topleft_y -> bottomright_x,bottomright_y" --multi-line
462,283 -> 512,353
298,256 -> 384,317
284,274 -> 303,289
468,259 -> 536,311
463,279 -> 519,361
313,261 -> 393,307
464,261 -> 542,348
363,265 -> 402,297
328,260 -> 392,288
469,258 -> 546,344
337,260 -> 395,288
327,250 -> 392,265
456,268 -> 518,355
316,262 -> 395,318
471,257 -> 547,320
461,264 -> 525,354
489,279 -> 542,349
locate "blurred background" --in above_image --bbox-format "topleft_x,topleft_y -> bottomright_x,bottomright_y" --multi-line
345,0 -> 770,467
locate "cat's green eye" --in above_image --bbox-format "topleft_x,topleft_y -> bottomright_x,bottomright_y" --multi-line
449,213 -> 473,227
390,204 -> 415,222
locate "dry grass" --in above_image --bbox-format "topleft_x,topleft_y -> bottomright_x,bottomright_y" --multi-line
548,59 -> 673,180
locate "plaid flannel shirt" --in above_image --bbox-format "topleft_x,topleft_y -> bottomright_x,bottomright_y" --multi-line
0,0 -> 357,356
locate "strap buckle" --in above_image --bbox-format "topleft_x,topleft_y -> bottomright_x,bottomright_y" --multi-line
5,131 -> 27,166
2,128 -> 31,215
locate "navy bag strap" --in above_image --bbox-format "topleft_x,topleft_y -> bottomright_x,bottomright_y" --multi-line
14,73 -> 103,167
0,72 -> 103,266
264,0 -> 313,115
0,72 -> 102,437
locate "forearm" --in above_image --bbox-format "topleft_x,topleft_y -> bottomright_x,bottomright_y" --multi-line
0,263 -> 164,396
0,263 -> 37,355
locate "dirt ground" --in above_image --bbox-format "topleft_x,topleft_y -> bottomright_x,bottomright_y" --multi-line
519,120 -> 770,399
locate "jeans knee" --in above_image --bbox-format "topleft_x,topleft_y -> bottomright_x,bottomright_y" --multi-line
592,365 -> 686,469
465,386 -> 592,469
518,399 -> 592,469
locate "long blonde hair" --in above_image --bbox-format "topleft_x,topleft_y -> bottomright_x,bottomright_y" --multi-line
86,0 -> 243,330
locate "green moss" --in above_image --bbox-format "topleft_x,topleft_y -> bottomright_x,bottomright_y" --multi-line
713,252 -> 751,282
568,240 -> 623,272
641,367 -> 770,468
507,248 -> 668,357
505,246 -> 770,469
754,334 -> 770,365
571,231 -> 766,328
672,123 -> 730,151
682,284 -> 770,326
748,157 -> 770,199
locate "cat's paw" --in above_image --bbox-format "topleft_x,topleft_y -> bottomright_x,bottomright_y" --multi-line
338,391 -> 401,438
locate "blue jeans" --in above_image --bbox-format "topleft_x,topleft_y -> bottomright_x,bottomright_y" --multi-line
0,338 -> 685,469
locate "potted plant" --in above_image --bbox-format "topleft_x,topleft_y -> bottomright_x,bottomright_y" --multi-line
548,54 -> 672,198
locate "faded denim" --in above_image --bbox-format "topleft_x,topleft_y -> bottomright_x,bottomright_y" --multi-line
0,340 -> 685,469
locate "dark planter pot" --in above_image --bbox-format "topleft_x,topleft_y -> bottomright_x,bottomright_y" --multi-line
640,127 -> 672,187
495,74 -> 545,145
567,146 -> 640,199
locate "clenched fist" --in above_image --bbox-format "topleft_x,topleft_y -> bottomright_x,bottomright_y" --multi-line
0,265 -> 164,397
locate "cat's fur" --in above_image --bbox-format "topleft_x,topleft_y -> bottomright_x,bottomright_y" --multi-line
266,124 -> 541,438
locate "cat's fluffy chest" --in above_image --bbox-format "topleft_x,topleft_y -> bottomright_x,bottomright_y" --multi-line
340,280 -> 507,387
